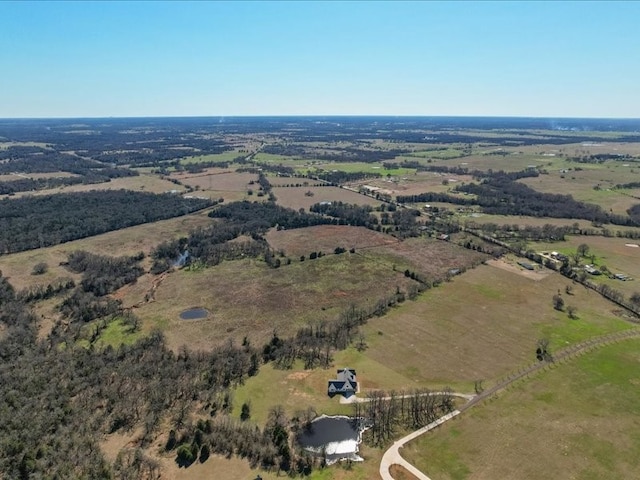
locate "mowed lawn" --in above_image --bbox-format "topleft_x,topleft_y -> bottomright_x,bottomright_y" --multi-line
273,185 -> 382,211
402,338 -> 640,480
360,263 -> 632,387
135,254 -> 415,351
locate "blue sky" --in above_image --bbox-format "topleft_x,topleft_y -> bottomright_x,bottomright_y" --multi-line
1,1 -> 639,118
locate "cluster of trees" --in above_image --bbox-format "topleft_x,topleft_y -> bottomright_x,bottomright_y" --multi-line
151,201 -> 338,273
0,149 -> 140,194
170,405 -> 316,475
16,278 -> 76,303
454,178 -> 636,225
211,200 -> 331,231
399,177 -> 637,227
312,170 -> 380,184
0,190 -> 212,253
463,221 -> 572,242
64,250 -> 145,296
263,143 -> 409,163
310,201 -> 378,228
263,285 -> 427,371
0,265 -> 261,478
352,389 -> 454,446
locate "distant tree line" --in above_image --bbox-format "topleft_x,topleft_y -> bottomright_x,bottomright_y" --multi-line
151,201 -> 335,273
262,143 -> 410,163
398,177 -> 638,226
0,190 -> 212,253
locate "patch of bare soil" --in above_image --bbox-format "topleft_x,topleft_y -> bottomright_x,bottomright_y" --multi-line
486,258 -> 551,281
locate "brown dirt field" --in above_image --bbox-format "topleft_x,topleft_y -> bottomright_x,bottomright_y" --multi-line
486,258 -> 551,281
177,171 -> 257,191
265,224 -> 399,257
361,263 -> 631,386
273,185 -> 382,211
363,237 -> 488,281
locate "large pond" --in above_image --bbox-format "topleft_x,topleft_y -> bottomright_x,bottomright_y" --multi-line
297,415 -> 369,465
179,307 -> 209,320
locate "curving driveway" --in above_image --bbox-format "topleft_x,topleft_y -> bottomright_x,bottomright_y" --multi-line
379,328 -> 640,480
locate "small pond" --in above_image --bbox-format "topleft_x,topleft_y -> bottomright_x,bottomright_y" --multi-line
179,307 -> 209,320
297,415 -> 369,465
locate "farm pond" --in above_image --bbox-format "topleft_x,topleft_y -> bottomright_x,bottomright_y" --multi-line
179,307 -> 209,320
297,415 -> 369,465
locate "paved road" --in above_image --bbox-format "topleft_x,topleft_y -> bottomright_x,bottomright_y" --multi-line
379,328 -> 640,480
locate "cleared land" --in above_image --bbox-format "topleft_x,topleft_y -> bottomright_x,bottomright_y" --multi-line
171,170 -> 256,191
359,262 -> 632,387
273,185 -> 382,211
402,338 -> 640,480
266,175 -> 325,187
134,254 -> 415,351
3,174 -> 186,198
0,210 -> 213,291
362,237 -> 487,281
347,172 -> 475,200
265,225 -> 399,258
0,171 -> 79,181
530,235 -> 640,298
520,165 -> 640,216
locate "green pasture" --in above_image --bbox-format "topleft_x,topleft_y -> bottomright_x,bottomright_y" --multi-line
403,338 -> 640,480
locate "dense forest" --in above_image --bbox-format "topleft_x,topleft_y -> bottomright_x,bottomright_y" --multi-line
397,177 -> 639,226
0,190 -> 211,253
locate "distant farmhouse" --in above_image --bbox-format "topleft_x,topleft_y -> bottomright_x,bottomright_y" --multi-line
327,368 -> 358,398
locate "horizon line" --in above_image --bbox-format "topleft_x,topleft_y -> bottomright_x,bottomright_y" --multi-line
2,114 -> 640,121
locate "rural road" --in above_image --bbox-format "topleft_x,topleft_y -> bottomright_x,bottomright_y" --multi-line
379,327 -> 640,480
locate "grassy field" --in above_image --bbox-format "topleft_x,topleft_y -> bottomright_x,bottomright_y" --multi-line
362,237 -> 487,281
173,170 -> 257,192
402,338 -> 640,480
0,210 -> 213,291
313,162 -> 417,177
180,150 -> 245,164
0,171 -> 79,181
267,175 -> 326,187
407,148 -> 466,160
520,163 -> 640,216
346,172 -> 475,200
2,173 -> 186,198
266,225 -> 399,258
359,262 -> 632,387
134,254 -> 415,351
273,185 -> 382,211
529,235 -> 640,298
